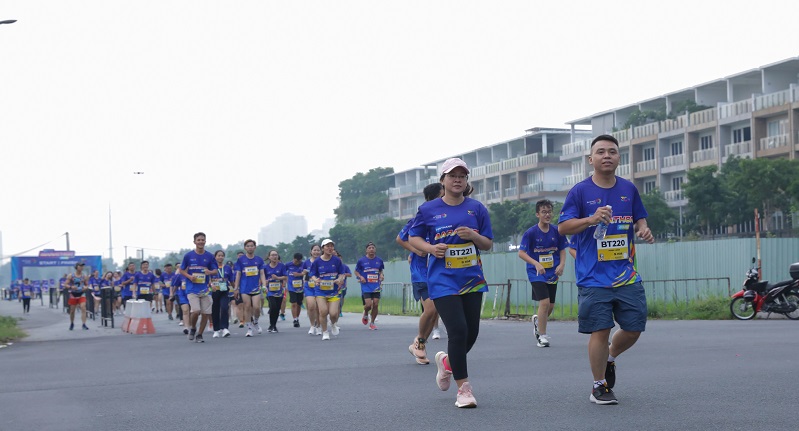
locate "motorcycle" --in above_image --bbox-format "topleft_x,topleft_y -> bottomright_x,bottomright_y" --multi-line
729,258 -> 799,320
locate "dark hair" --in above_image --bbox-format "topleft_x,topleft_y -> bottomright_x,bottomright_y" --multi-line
244,239 -> 255,247
365,242 -> 375,250
438,174 -> 473,197
141,260 -> 149,267
293,252 -> 303,261
194,232 -> 206,240
535,199 -> 553,213
268,250 -> 280,260
214,250 -> 225,258
164,263 -> 172,268
590,134 -> 619,148
423,183 -> 443,201
154,268 -> 162,276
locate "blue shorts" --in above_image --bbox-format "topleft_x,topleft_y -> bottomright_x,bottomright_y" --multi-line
176,290 -> 189,306
577,282 -> 647,334
304,286 -> 316,297
412,282 -> 430,301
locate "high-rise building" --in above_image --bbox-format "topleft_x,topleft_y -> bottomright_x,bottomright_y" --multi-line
258,213 -> 308,246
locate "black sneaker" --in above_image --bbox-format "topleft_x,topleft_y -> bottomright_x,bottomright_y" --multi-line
590,384 -> 618,405
82,324 -> 89,330
272,326 -> 279,333
168,314 -> 174,321
183,328 -> 189,335
69,323 -> 74,331
195,334 -> 204,343
188,328 -> 196,341
605,361 -> 616,389
293,320 -> 300,328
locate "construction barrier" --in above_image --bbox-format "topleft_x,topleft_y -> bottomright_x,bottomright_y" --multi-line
122,300 -> 156,334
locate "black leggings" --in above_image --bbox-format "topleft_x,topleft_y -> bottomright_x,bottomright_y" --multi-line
267,295 -> 282,328
433,292 -> 483,381
22,298 -> 31,313
211,291 -> 230,331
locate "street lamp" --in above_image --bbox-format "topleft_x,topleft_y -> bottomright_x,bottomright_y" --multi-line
0,20 -> 17,25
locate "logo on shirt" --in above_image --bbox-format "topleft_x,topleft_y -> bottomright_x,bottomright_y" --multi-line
466,210 -> 475,216
433,213 -> 448,220
586,198 -> 602,205
620,196 -> 630,202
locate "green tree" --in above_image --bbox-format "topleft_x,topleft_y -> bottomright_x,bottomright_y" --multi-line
334,167 -> 395,221
722,157 -> 797,231
683,165 -> 730,236
640,189 -> 678,235
489,200 -> 533,244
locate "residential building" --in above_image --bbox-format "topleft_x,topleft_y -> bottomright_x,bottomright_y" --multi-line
258,213 -> 308,246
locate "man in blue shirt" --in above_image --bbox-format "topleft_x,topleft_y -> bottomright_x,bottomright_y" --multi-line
559,135 -> 654,405
179,232 -> 218,343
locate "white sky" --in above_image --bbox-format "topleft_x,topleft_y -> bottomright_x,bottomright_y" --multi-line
1,0 -> 797,265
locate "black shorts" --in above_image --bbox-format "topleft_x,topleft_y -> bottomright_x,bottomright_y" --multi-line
289,291 -> 304,304
138,294 -> 154,302
362,292 -> 381,302
531,282 -> 557,303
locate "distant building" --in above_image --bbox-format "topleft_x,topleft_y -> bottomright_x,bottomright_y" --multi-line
258,213 -> 308,246
310,218 -> 336,240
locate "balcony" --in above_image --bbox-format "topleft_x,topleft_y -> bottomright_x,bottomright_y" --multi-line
612,128 -> 630,143
689,108 -> 716,126
759,134 -> 789,151
522,183 -> 542,193
664,189 -> 684,202
692,147 -> 718,163
633,122 -> 659,139
470,165 -> 486,178
390,209 -> 400,218
636,159 -> 657,172
617,164 -> 631,177
487,190 -> 501,201
723,141 -> 752,161
562,139 -> 591,158
755,89 -> 791,111
504,187 -> 518,197
719,99 -> 752,119
501,158 -> 519,171
661,115 -> 687,132
563,173 -> 584,186
485,161 -> 502,176
662,154 -> 686,170
518,153 -> 540,168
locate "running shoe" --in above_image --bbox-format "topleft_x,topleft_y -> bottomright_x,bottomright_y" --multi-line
222,328 -> 231,337
431,328 -> 441,340
69,323 -> 74,331
179,321 -> 184,326
195,334 -> 204,343
82,324 -> 89,330
316,326 -> 322,335
322,331 -> 330,341
212,331 -> 220,338
308,326 -> 315,335
293,319 -> 300,328
409,338 -> 430,365
362,314 -> 368,325
256,323 -> 263,334
455,382 -> 477,408
280,313 -> 286,321
369,323 -> 377,330
168,314 -> 173,321
590,383 -> 618,405
272,326 -> 279,333
232,318 -> 239,324
532,314 -> 540,344
183,328 -> 189,335
331,324 -> 340,336
435,352 -> 452,391
537,334 -> 550,348
188,328 -> 196,341
245,329 -> 253,337
605,361 -> 616,389
238,323 -> 245,328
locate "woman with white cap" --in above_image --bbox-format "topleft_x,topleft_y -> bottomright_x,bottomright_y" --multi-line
310,238 -> 347,341
409,157 -> 493,408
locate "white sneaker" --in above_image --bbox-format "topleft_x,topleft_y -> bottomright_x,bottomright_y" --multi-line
212,331 -> 220,338
245,329 -> 253,337
331,324 -> 340,336
431,328 -> 441,340
315,326 -> 322,336
222,328 -> 231,337
537,334 -> 550,348
308,326 -> 315,336
179,322 -> 184,326
256,324 -> 262,334
322,331 -> 330,341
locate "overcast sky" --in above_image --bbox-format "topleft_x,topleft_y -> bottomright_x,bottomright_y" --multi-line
1,0 -> 796,265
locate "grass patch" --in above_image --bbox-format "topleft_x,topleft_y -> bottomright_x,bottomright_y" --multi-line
0,315 -> 26,343
647,295 -> 731,320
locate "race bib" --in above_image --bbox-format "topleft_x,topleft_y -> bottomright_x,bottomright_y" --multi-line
268,281 -> 281,291
539,254 -> 554,269
165,280 -> 172,287
597,234 -> 629,261
218,281 -> 228,292
292,280 -> 303,288
140,287 -> 150,294
320,280 -> 334,291
194,273 -> 206,284
114,286 -> 121,292
445,242 -> 478,269
308,280 -> 316,288
244,266 -> 258,276
367,273 -> 379,283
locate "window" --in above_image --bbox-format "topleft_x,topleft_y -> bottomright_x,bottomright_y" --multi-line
643,147 -> 655,161
700,135 -> 713,150
508,176 -> 517,188
732,127 -> 751,143
672,176 -> 683,191
671,141 -> 683,156
620,152 -> 629,165
767,119 -> 788,137
644,180 -> 656,194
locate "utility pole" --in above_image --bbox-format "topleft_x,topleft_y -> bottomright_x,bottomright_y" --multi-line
65,232 -> 70,251
108,204 -> 113,261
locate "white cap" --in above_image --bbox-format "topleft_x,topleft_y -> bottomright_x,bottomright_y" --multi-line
320,238 -> 335,247
440,158 -> 470,175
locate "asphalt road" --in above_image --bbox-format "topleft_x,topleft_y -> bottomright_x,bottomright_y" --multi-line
1,298 -> 797,431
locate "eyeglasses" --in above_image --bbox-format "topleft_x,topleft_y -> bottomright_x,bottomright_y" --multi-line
538,211 -> 553,215
446,174 -> 467,180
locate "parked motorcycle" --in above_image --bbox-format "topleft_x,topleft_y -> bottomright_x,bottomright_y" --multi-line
729,258 -> 799,320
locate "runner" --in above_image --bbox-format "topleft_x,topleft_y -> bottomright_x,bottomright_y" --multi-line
518,199 -> 568,348
355,242 -> 385,330
231,253 -> 245,327
409,157 -> 493,408
263,250 -> 287,333
161,264 -> 176,320
310,239 -> 347,341
210,250 -> 234,338
20,278 -> 33,314
302,245 -> 322,335
170,271 -> 191,333
65,263 -> 91,330
133,261 -> 157,310
285,253 -> 305,328
178,232 -> 218,343
89,269 -> 102,318
398,182 -> 443,365
118,262 -> 136,312
233,239 -> 267,337
336,251 -> 352,320
153,268 -> 164,313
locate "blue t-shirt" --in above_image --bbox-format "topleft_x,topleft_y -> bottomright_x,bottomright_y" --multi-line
160,271 -> 176,293
89,276 -> 101,294
302,259 -> 317,290
21,284 -> 33,298
235,255 -> 265,295
286,261 -> 305,293
559,176 -> 648,288
120,272 -> 136,297
310,256 -> 346,297
264,262 -> 287,297
134,271 -> 157,296
409,197 -> 493,300
519,224 -> 568,284
399,217 -> 428,283
341,265 -> 351,291
355,256 -> 385,293
181,250 -> 218,295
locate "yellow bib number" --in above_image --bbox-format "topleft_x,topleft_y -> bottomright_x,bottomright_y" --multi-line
114,286 -> 121,292
597,234 -> 629,261
292,280 -> 303,289
268,281 -> 281,291
165,280 -> 172,287
320,280 -> 334,291
244,266 -> 258,276
140,287 -> 150,294
308,280 -> 316,288
445,242 -> 477,269
194,273 -> 206,284
539,254 -> 554,269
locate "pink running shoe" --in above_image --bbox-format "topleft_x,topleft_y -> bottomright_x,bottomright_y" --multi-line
362,315 -> 369,325
435,351 -> 452,391
455,382 -> 477,408
369,323 -> 377,330
409,338 -> 430,365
